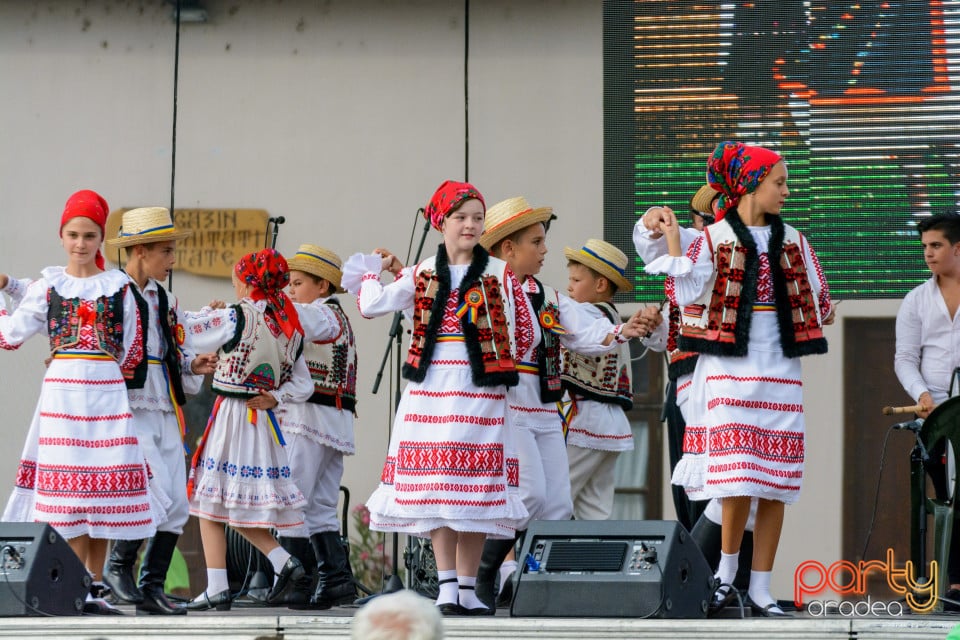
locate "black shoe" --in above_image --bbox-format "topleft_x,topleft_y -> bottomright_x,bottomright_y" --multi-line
476,536 -> 519,611
103,539 -> 145,605
267,556 -> 305,603
83,598 -> 125,616
708,584 -> 742,617
137,584 -> 186,615
745,596 -> 790,617
437,602 -> 465,616
496,571 -> 515,608
308,532 -> 357,607
461,604 -> 495,616
185,589 -> 232,612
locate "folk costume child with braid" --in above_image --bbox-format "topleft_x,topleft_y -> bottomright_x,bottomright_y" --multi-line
100,207 -> 217,615
273,244 -> 358,609
562,239 -> 665,522
648,141 -> 834,616
0,190 -> 156,606
341,181 -> 526,616
473,197 -> 657,611
182,248 -> 314,611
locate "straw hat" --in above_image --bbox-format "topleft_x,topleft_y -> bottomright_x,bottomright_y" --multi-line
286,244 -> 346,293
690,183 -> 719,217
105,207 -> 192,248
563,239 -> 633,293
479,196 -> 556,250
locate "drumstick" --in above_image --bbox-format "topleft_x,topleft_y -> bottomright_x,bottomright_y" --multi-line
882,404 -> 924,415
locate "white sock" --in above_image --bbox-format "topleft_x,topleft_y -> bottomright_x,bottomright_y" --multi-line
266,546 -> 293,579
458,575 -> 485,610
499,559 -> 518,595
748,570 -> 779,609
436,569 -> 458,606
715,551 -> 739,591
204,568 -> 229,597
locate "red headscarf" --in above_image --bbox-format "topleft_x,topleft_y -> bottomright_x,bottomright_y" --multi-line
706,141 -> 783,222
423,180 -> 485,231
60,189 -> 109,270
234,248 -> 302,339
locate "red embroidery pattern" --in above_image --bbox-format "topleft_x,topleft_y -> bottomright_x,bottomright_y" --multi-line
513,275 -> 535,358
34,502 -> 152,514
394,482 -> 506,493
707,461 -> 803,479
14,460 -> 35,490
677,379 -> 692,393
35,465 -> 149,497
705,374 -> 802,386
43,377 -> 125,386
683,426 -> 707,454
396,441 -> 504,476
709,423 -> 804,461
0,314 -> 22,351
381,456 -> 395,484
39,411 -> 134,422
506,457 -> 519,487
567,428 -> 633,440
425,359 -> 471,367
409,389 -> 505,400
439,288 -> 462,334
756,254 -> 773,302
704,477 -> 800,492
38,436 -> 140,448
508,404 -> 557,415
395,497 -> 507,507
707,398 -> 803,412
403,413 -> 504,426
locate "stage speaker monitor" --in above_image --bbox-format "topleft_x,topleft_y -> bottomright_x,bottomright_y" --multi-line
0,523 -> 89,616
511,519 -> 714,619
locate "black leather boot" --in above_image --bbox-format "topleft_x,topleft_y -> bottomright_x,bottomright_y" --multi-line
103,538 -> 144,604
309,531 -> 356,608
475,536 -> 519,611
273,536 -> 316,606
137,532 -> 186,615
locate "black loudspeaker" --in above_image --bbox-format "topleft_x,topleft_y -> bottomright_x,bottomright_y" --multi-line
511,520 -> 714,619
0,523 -> 89,616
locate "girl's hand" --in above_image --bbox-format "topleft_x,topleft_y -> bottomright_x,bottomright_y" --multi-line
642,206 -> 674,238
658,209 -> 682,256
208,299 -> 227,310
246,390 -> 278,411
190,353 -> 218,375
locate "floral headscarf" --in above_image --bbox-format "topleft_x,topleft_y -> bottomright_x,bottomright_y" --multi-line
60,189 -> 109,270
706,141 -> 783,221
234,248 -> 302,339
423,180 -> 485,231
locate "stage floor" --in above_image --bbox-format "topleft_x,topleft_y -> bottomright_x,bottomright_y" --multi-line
1,602 -> 958,640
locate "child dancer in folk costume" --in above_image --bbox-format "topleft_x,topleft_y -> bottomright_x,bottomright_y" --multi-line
474,197 -> 656,610
276,244 -> 358,608
101,207 -> 217,615
0,190 -> 156,606
184,248 -> 314,611
562,239 -> 665,521
648,141 -> 834,616
342,180 -> 526,616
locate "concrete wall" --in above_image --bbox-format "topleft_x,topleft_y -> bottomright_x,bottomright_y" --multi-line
0,0 -> 884,598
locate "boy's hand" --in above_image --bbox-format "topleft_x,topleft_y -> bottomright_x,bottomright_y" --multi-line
208,299 -> 227,310
374,248 -> 404,276
638,305 -> 663,333
190,353 -> 218,375
642,206 -> 674,238
246,390 -> 279,411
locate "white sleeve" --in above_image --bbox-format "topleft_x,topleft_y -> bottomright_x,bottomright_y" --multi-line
0,279 -> 48,349
269,355 -> 314,405
2,277 -> 34,309
118,285 -> 146,375
556,294 -> 618,356
357,265 -> 417,319
172,295 -> 204,395
182,306 -> 240,354
297,301 -> 343,342
894,290 -> 928,402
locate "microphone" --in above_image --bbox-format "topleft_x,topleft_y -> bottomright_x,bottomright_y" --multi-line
269,216 -> 286,225
893,418 -> 924,432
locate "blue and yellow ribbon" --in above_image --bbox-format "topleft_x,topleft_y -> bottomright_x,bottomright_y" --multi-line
247,405 -> 286,447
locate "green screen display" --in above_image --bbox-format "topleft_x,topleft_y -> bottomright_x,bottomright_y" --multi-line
604,1 -> 960,301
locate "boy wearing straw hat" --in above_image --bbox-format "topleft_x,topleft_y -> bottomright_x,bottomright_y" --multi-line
475,197 -> 655,610
276,244 -> 358,608
562,239 -> 665,521
102,206 -> 218,615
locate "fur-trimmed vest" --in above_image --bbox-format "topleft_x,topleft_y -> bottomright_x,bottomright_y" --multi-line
47,285 -> 128,362
124,280 -> 187,404
212,299 -> 304,398
560,301 -> 633,410
527,278 -> 564,403
403,244 -> 518,388
304,298 -> 357,413
678,210 -> 828,358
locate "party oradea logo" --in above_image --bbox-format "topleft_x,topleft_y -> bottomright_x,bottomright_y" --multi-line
794,549 -> 937,616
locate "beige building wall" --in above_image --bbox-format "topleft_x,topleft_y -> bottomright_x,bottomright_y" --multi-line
0,0 -> 883,598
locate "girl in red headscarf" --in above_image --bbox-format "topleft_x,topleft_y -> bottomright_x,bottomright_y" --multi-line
0,190 -> 155,610
182,248 -> 314,610
340,180 -> 526,616
648,142 -> 835,616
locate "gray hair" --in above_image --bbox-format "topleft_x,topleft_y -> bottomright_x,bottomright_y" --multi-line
350,590 -> 444,640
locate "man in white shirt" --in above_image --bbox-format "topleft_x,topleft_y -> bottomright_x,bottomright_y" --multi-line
894,212 -> 960,609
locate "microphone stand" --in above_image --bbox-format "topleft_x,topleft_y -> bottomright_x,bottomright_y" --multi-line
909,419 -> 931,592
358,213 -> 432,603
266,216 -> 286,249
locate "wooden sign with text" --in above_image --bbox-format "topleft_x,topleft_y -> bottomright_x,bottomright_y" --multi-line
105,208 -> 270,278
